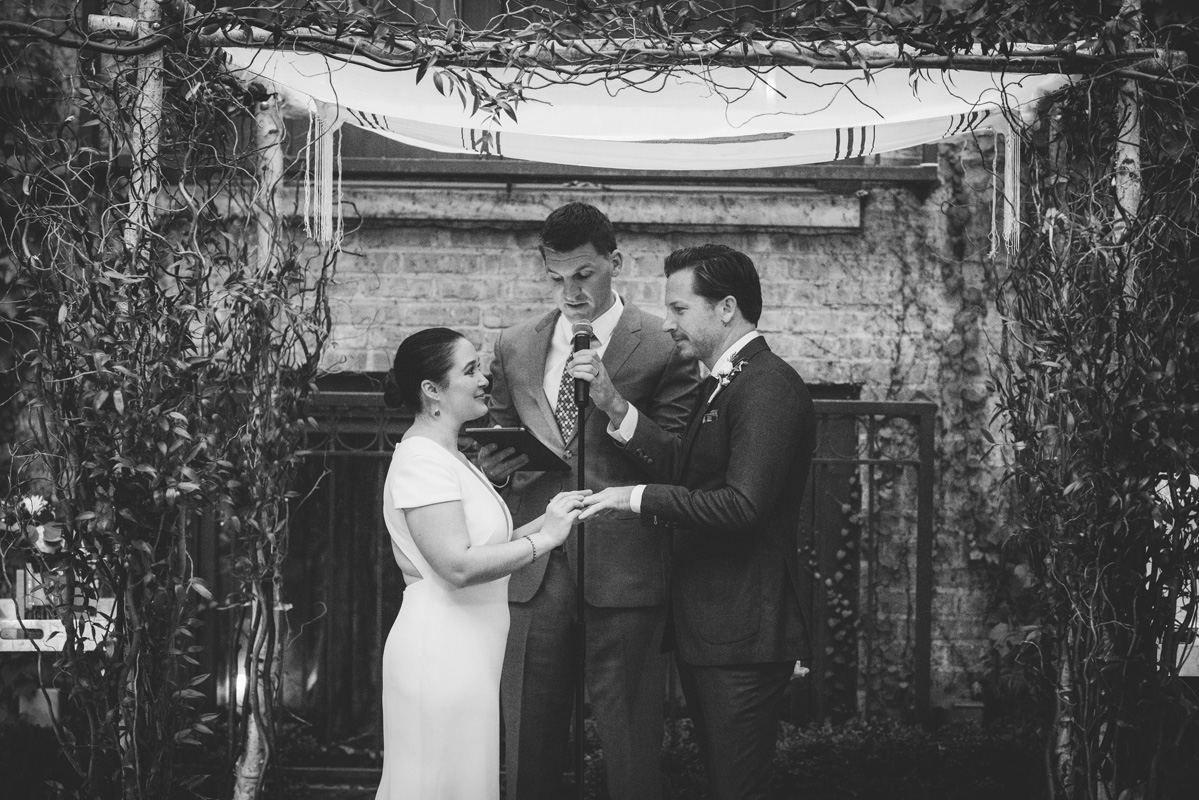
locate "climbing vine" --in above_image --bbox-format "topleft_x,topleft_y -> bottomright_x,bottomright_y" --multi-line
2,2 -> 333,797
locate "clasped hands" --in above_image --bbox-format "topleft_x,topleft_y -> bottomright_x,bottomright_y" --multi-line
478,348 -> 636,522
578,486 -> 635,520
509,484 -> 633,525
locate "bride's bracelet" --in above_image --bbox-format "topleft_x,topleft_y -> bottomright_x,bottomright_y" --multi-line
524,535 -> 538,563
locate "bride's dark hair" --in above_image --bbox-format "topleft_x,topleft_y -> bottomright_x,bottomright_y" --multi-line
382,328 -> 467,411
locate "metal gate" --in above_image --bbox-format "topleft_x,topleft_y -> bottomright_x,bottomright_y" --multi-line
273,390 -> 935,746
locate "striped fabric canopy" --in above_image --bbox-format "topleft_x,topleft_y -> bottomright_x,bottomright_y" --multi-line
224,46 -> 1070,170
222,45 -> 1072,246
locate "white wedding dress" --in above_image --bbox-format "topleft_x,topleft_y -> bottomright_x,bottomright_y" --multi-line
377,436 -> 513,800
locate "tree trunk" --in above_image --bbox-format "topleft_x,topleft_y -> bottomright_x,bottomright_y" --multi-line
229,89 -> 286,800
124,0 -> 165,257
231,593 -> 270,800
1053,629 -> 1075,800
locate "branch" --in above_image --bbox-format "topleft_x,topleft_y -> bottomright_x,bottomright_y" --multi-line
3,8 -> 1188,83
0,20 -> 171,56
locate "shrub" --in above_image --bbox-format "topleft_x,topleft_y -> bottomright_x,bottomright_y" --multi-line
661,717 -> 1046,800
0,720 -> 76,799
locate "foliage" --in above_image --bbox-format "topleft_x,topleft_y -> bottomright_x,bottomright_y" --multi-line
993,58 -> 1199,800
1,3 -> 334,798
659,716 -> 1047,800
0,719 -> 77,799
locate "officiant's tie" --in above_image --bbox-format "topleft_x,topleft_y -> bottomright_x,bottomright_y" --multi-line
554,361 -> 577,443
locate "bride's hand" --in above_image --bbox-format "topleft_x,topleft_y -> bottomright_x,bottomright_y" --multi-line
541,490 -> 591,547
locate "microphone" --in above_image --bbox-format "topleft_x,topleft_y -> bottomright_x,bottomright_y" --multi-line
571,320 -> 594,406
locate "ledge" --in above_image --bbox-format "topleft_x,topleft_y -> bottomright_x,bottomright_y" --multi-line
338,155 -> 941,187
329,181 -> 863,233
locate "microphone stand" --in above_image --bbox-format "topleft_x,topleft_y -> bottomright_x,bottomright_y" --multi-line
573,390 -> 586,800
569,321 -> 592,800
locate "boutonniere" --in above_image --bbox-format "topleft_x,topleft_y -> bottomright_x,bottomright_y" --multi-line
708,359 -> 748,402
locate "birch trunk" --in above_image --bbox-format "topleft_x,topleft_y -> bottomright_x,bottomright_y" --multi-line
124,0 -> 164,256
231,591 -> 270,800
230,89 -> 286,800
1113,0 -> 1142,296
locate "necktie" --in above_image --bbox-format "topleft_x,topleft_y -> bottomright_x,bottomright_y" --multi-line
554,362 -> 577,442
686,375 -> 719,431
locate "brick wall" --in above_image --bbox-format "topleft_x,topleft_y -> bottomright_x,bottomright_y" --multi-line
321,138 -> 1008,713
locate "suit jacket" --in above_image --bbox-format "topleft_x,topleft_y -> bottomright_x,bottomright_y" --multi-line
625,336 -> 816,665
487,302 -> 701,607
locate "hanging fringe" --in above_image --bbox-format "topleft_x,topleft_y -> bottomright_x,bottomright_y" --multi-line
303,100 -> 344,248
989,116 -> 1023,259
1004,117 -> 1022,255
990,123 -> 1002,259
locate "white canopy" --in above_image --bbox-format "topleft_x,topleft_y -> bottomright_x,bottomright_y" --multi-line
222,45 -> 1072,247
224,46 -> 1071,170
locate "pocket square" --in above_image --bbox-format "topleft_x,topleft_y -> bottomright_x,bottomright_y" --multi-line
702,410 -> 719,424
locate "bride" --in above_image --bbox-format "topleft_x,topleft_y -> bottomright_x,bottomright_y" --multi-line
376,327 -> 587,800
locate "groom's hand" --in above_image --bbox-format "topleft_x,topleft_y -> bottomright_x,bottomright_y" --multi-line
579,486 -> 635,520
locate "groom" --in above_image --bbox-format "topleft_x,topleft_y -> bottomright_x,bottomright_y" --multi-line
480,202 -> 701,799
577,244 -> 817,800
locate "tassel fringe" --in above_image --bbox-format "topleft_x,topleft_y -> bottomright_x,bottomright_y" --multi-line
989,115 -> 1024,259
303,100 -> 344,248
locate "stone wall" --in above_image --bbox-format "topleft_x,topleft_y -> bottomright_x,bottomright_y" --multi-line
319,138 -> 1010,713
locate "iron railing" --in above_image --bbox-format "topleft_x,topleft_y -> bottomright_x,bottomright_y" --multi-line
244,392 -> 935,745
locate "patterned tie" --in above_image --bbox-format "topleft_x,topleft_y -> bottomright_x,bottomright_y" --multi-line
554,361 -> 577,443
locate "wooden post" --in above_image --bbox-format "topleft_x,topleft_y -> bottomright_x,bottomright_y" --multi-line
229,88 -> 286,800
254,89 -> 285,274
1113,0 -> 1142,271
123,0 -> 165,257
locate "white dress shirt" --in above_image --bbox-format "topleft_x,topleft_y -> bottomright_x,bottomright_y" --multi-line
620,330 -> 762,513
544,293 -> 624,409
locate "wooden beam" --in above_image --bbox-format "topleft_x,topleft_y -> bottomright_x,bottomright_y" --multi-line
81,12 -> 1187,76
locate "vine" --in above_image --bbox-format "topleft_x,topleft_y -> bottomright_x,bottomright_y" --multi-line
994,69 -> 1199,800
1,2 -> 333,797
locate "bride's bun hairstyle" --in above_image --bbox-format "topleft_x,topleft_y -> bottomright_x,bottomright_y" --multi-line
382,327 -> 467,410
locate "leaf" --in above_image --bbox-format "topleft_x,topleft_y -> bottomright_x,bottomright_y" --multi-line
113,389 -> 125,415
190,580 -> 213,601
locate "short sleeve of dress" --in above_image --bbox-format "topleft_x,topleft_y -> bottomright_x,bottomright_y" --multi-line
390,450 -> 462,509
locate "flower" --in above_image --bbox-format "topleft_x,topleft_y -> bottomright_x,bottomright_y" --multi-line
20,494 -> 47,517
4,493 -> 64,552
715,359 -> 747,388
708,358 -> 749,402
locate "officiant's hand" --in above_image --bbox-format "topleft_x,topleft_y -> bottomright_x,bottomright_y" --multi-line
477,442 -> 528,485
567,349 -> 630,428
578,486 -> 635,520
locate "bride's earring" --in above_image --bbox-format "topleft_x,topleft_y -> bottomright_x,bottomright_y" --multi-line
433,403 -> 441,418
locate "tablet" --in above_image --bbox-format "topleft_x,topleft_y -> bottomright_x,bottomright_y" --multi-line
464,427 -> 571,472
